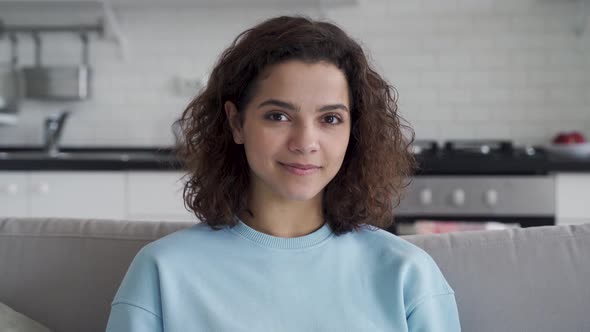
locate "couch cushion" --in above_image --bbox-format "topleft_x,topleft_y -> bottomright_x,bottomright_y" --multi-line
405,222 -> 590,332
0,301 -> 51,332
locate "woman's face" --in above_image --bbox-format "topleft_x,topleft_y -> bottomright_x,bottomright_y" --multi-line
225,60 -> 351,202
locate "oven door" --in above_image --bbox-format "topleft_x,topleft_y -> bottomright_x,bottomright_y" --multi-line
389,176 -> 555,236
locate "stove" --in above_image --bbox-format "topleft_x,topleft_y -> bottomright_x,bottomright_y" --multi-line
392,140 -> 555,235
410,139 -> 549,176
412,139 -> 546,158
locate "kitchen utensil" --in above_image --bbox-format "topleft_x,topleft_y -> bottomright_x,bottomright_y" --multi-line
22,32 -> 91,101
0,34 -> 24,115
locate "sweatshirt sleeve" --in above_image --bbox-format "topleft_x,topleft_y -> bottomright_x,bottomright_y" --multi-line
398,240 -> 462,332
106,247 -> 163,332
406,292 -> 461,332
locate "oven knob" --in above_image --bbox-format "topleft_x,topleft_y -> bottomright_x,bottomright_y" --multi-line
419,189 -> 432,206
485,189 -> 498,206
452,189 -> 466,206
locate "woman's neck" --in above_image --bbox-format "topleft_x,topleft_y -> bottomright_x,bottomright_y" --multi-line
239,191 -> 325,238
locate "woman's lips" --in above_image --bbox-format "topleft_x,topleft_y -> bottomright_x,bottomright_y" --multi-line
279,162 -> 321,176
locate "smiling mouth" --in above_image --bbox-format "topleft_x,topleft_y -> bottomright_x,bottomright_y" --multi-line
281,162 -> 321,169
279,162 -> 321,175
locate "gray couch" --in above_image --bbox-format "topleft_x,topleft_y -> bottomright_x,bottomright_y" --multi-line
1,217 -> 589,332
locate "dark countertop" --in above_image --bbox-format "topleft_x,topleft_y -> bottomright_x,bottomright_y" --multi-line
1,146 -> 589,173
545,156 -> 590,173
415,153 -> 590,175
0,146 -> 182,171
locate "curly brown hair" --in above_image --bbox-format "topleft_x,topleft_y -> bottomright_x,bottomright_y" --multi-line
174,15 -> 416,235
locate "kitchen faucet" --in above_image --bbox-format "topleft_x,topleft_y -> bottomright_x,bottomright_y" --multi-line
44,111 -> 70,155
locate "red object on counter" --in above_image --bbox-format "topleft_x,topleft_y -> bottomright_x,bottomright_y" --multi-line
570,131 -> 586,143
553,132 -> 586,144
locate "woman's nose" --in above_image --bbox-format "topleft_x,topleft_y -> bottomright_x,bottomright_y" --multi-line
288,123 -> 319,154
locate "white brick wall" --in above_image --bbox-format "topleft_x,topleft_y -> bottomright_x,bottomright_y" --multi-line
0,0 -> 588,147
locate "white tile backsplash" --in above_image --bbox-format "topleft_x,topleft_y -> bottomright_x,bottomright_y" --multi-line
0,0 -> 588,147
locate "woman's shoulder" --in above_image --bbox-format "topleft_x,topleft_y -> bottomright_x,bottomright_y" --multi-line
345,225 -> 453,291
346,225 -> 428,258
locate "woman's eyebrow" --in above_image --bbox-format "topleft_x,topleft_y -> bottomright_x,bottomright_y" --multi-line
258,99 -> 348,112
258,99 -> 299,111
318,104 -> 349,113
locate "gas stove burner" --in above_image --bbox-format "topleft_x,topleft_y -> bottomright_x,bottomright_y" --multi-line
411,140 -> 439,155
444,140 -> 513,155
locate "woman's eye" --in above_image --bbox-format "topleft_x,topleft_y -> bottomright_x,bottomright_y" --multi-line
323,115 -> 342,125
267,113 -> 289,121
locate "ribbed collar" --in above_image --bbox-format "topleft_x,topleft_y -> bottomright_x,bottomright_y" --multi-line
228,216 -> 334,250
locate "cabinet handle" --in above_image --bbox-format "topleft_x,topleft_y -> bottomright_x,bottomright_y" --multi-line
1,183 -> 19,195
33,182 -> 50,194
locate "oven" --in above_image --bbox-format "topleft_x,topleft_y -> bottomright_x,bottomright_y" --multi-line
389,140 -> 555,236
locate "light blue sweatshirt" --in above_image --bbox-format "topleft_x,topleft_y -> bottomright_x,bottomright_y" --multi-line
106,219 -> 461,331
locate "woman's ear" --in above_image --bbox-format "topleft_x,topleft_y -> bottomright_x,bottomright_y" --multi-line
224,101 -> 244,144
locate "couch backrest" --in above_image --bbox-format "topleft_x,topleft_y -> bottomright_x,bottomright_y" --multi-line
0,218 -> 191,332
404,222 -> 590,332
1,218 -> 589,332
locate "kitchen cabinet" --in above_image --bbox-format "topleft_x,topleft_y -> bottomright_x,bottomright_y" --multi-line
0,171 -> 196,221
127,171 -> 195,222
555,173 -> 590,225
29,172 -> 126,219
0,172 -> 29,217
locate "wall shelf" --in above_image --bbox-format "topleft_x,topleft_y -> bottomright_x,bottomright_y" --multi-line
0,1 -> 128,60
0,114 -> 18,126
0,0 -> 359,58
0,0 -> 357,9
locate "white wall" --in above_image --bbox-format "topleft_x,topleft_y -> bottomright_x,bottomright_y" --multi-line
0,0 -> 588,147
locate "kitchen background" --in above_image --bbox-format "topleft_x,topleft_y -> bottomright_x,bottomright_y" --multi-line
0,0 -> 589,147
1,0 -> 589,234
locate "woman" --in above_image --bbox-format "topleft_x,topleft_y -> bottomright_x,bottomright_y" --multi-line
106,16 -> 461,331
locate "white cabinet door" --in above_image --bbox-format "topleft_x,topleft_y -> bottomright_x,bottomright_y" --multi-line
555,173 -> 590,225
29,172 -> 126,219
127,171 -> 197,222
0,172 -> 29,217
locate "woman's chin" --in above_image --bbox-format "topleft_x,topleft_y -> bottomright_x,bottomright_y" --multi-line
278,188 -> 322,202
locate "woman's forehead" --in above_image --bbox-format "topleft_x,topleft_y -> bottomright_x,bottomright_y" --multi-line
249,60 -> 350,107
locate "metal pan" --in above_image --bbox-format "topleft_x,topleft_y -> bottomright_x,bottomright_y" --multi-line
22,33 -> 91,101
